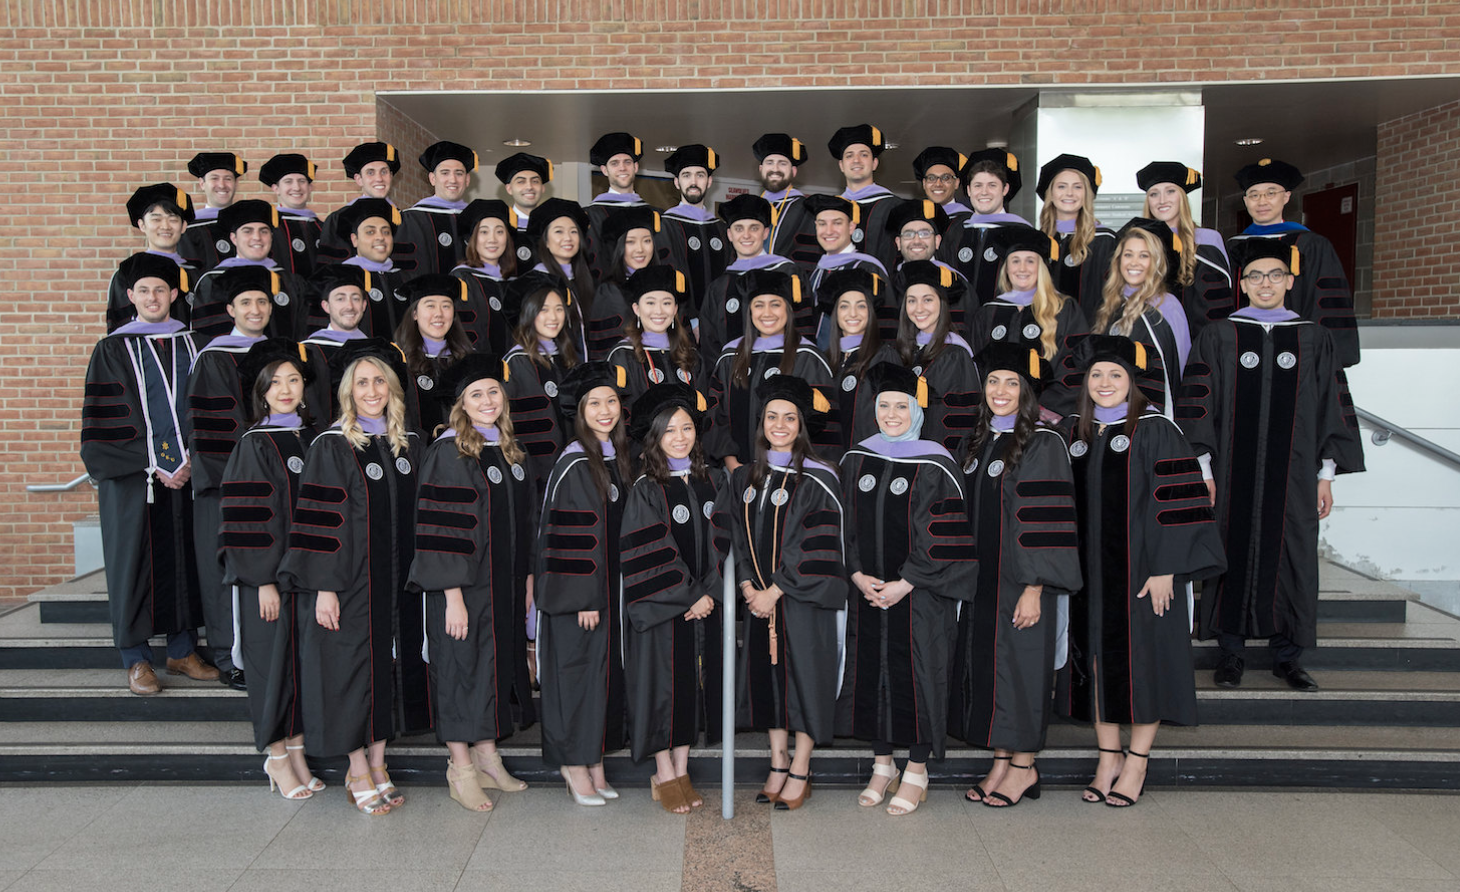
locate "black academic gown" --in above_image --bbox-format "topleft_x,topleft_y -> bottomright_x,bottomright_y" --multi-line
307,262 -> 409,340
1179,231 -> 1237,336
1098,298 -> 1188,418
105,255 -> 199,333
586,279 -> 632,361
661,207 -> 730,318
699,257 -> 812,364
1228,228 -> 1360,367
179,212 -> 235,273
1055,411 -> 1226,727
848,190 -> 900,272
584,198 -> 674,282
967,295 -> 1090,418
1052,227 -> 1118,321
1177,315 -> 1364,649
503,346 -> 572,518
606,339 -> 700,406
400,349 -> 456,439
836,441 -> 977,759
767,192 -> 822,275
705,338 -> 833,464
900,335 -> 982,454
950,426 -> 1084,752
271,209 -> 324,279
726,460 -> 848,744
190,263 -> 310,343
298,332 -> 358,432
828,341 -> 900,457
279,428 -> 430,756
621,471 -> 728,761
534,446 -> 629,767
219,422 -> 314,750
407,433 -> 536,744
938,216 -> 1036,308
393,200 -> 463,279
80,325 -> 204,648
450,265 -> 513,355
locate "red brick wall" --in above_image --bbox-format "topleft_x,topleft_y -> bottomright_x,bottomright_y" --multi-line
1374,98 -> 1460,318
2,0 -> 1457,600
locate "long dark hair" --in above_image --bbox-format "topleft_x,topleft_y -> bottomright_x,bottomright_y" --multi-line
748,403 -> 824,490
463,222 -> 518,278
824,289 -> 883,377
248,358 -> 315,428
535,233 -> 596,307
622,297 -> 698,384
961,373 -> 1040,473
394,307 -> 472,378
639,408 -> 710,485
1074,371 -> 1151,445
512,285 -> 581,370
731,293 -> 799,382
606,232 -> 657,285
572,406 -> 632,502
896,283 -> 953,366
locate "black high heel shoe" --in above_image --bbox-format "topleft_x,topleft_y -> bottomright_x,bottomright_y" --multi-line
756,765 -> 789,804
1105,750 -> 1149,807
983,762 -> 1040,808
1083,747 -> 1125,803
965,754 -> 1010,803
773,771 -> 812,810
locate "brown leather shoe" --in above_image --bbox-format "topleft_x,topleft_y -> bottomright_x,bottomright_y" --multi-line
128,661 -> 161,695
165,652 -> 220,681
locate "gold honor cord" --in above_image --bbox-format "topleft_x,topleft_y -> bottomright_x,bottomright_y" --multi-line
742,472 -> 787,665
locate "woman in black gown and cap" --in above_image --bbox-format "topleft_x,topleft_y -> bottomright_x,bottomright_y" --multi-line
952,343 -> 1083,809
279,339 -> 427,816
620,383 -> 726,814
726,375 -> 847,812
837,362 -> 977,816
534,361 -> 632,806
407,353 -> 535,812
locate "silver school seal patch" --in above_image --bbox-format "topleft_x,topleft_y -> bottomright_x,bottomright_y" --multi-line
365,462 -> 384,480
1240,351 -> 1260,369
395,457 -> 412,474
287,456 -> 305,473
1110,435 -> 1131,453
1277,351 -> 1297,369
672,504 -> 691,524
1069,440 -> 1088,458
889,477 -> 909,495
858,473 -> 876,492
987,459 -> 1005,477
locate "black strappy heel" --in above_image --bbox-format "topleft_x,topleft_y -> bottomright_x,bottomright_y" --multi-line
1105,750 -> 1149,808
965,754 -> 1011,802
983,762 -> 1040,808
1083,747 -> 1126,803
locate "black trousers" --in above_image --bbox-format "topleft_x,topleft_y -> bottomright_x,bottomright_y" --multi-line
1218,632 -> 1302,663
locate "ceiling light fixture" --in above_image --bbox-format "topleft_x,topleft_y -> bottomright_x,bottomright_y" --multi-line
503,138 -> 531,147
657,145 -> 678,153
884,141 -> 900,150
1234,137 -> 1264,146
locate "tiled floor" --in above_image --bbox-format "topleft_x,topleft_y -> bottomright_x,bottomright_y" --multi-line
3,781 -> 1459,892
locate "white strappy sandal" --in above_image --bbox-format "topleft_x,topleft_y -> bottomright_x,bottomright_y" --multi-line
858,761 -> 901,807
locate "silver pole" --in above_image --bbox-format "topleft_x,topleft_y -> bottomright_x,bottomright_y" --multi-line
721,545 -> 736,819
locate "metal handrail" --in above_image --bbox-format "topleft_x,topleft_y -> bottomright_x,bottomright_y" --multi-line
25,474 -> 94,493
1356,407 -> 1460,470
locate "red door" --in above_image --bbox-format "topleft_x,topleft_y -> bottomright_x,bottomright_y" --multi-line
1302,184 -> 1358,289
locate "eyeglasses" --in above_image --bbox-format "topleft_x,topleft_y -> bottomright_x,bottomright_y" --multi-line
1244,188 -> 1286,202
1242,269 -> 1290,285
922,174 -> 959,185
900,228 -> 936,240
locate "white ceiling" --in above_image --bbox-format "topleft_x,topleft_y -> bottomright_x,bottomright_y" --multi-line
382,77 -> 1460,194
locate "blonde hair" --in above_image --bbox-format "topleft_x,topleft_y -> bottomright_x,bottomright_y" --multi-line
1141,190 -> 1196,287
448,398 -> 526,466
1038,170 -> 1098,264
1095,229 -> 1170,337
337,356 -> 410,457
996,259 -> 1068,361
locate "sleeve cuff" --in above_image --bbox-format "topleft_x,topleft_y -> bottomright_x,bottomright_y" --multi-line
1318,458 -> 1337,481
1197,452 -> 1214,481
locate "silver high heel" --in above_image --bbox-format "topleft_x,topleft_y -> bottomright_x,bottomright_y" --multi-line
561,767 -> 606,807
264,753 -> 311,800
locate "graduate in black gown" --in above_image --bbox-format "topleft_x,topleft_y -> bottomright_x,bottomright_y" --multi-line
706,269 -> 833,469
965,228 -> 1089,418
106,185 -> 199,332
519,197 -> 593,355
818,267 -> 895,454
261,153 -> 323,279
81,253 -> 214,694
606,265 -> 701,403
756,132 -> 819,275
1177,240 -> 1365,692
938,149 -> 1034,308
298,266 -> 369,430
589,205 -> 662,361
393,274 -> 472,438
450,199 -> 518,355
621,384 -> 727,814
534,361 -> 632,806
699,193 -> 811,362
1056,336 -> 1225,807
837,363 -> 977,816
278,341 -> 426,816
503,280 -> 581,517
1090,226 -> 1192,417
219,339 -> 322,800
952,345 -> 1083,809
726,376 -> 847,812
1036,154 -> 1117,320
406,353 -> 535,813
892,260 -> 981,452
312,198 -> 410,340
1137,162 -> 1235,335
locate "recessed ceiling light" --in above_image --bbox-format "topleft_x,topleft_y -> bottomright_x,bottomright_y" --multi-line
503,138 -> 531,147
657,145 -> 678,153
1234,137 -> 1264,146
884,141 -> 900,150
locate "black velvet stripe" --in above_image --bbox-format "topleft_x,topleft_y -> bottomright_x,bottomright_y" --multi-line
1253,326 -> 1303,626
221,505 -> 272,524
516,418 -> 554,436
80,426 -> 134,441
189,395 -> 235,411
930,497 -> 964,514
1097,433 -> 1134,723
928,519 -> 968,537
419,483 -> 475,503
417,508 -> 477,530
1018,530 -> 1078,548
85,381 -> 124,396
625,571 -> 682,601
193,415 -> 240,433
1157,506 -> 1215,526
547,532 -> 596,551
1155,482 -> 1209,502
802,533 -> 839,553
415,534 -> 473,555
288,532 -> 341,553
930,542 -> 978,560
799,559 -> 843,578
219,531 -> 272,549
194,437 -> 237,455
619,522 -> 665,550
294,507 -> 343,528
299,483 -> 345,503
1016,479 -> 1074,498
545,556 -> 596,575
622,546 -> 676,577
1220,322 -> 1263,632
81,404 -> 129,419
549,509 -> 598,526
1017,505 -> 1076,523
221,480 -> 273,498
1155,457 -> 1201,477
965,437 -> 1005,745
